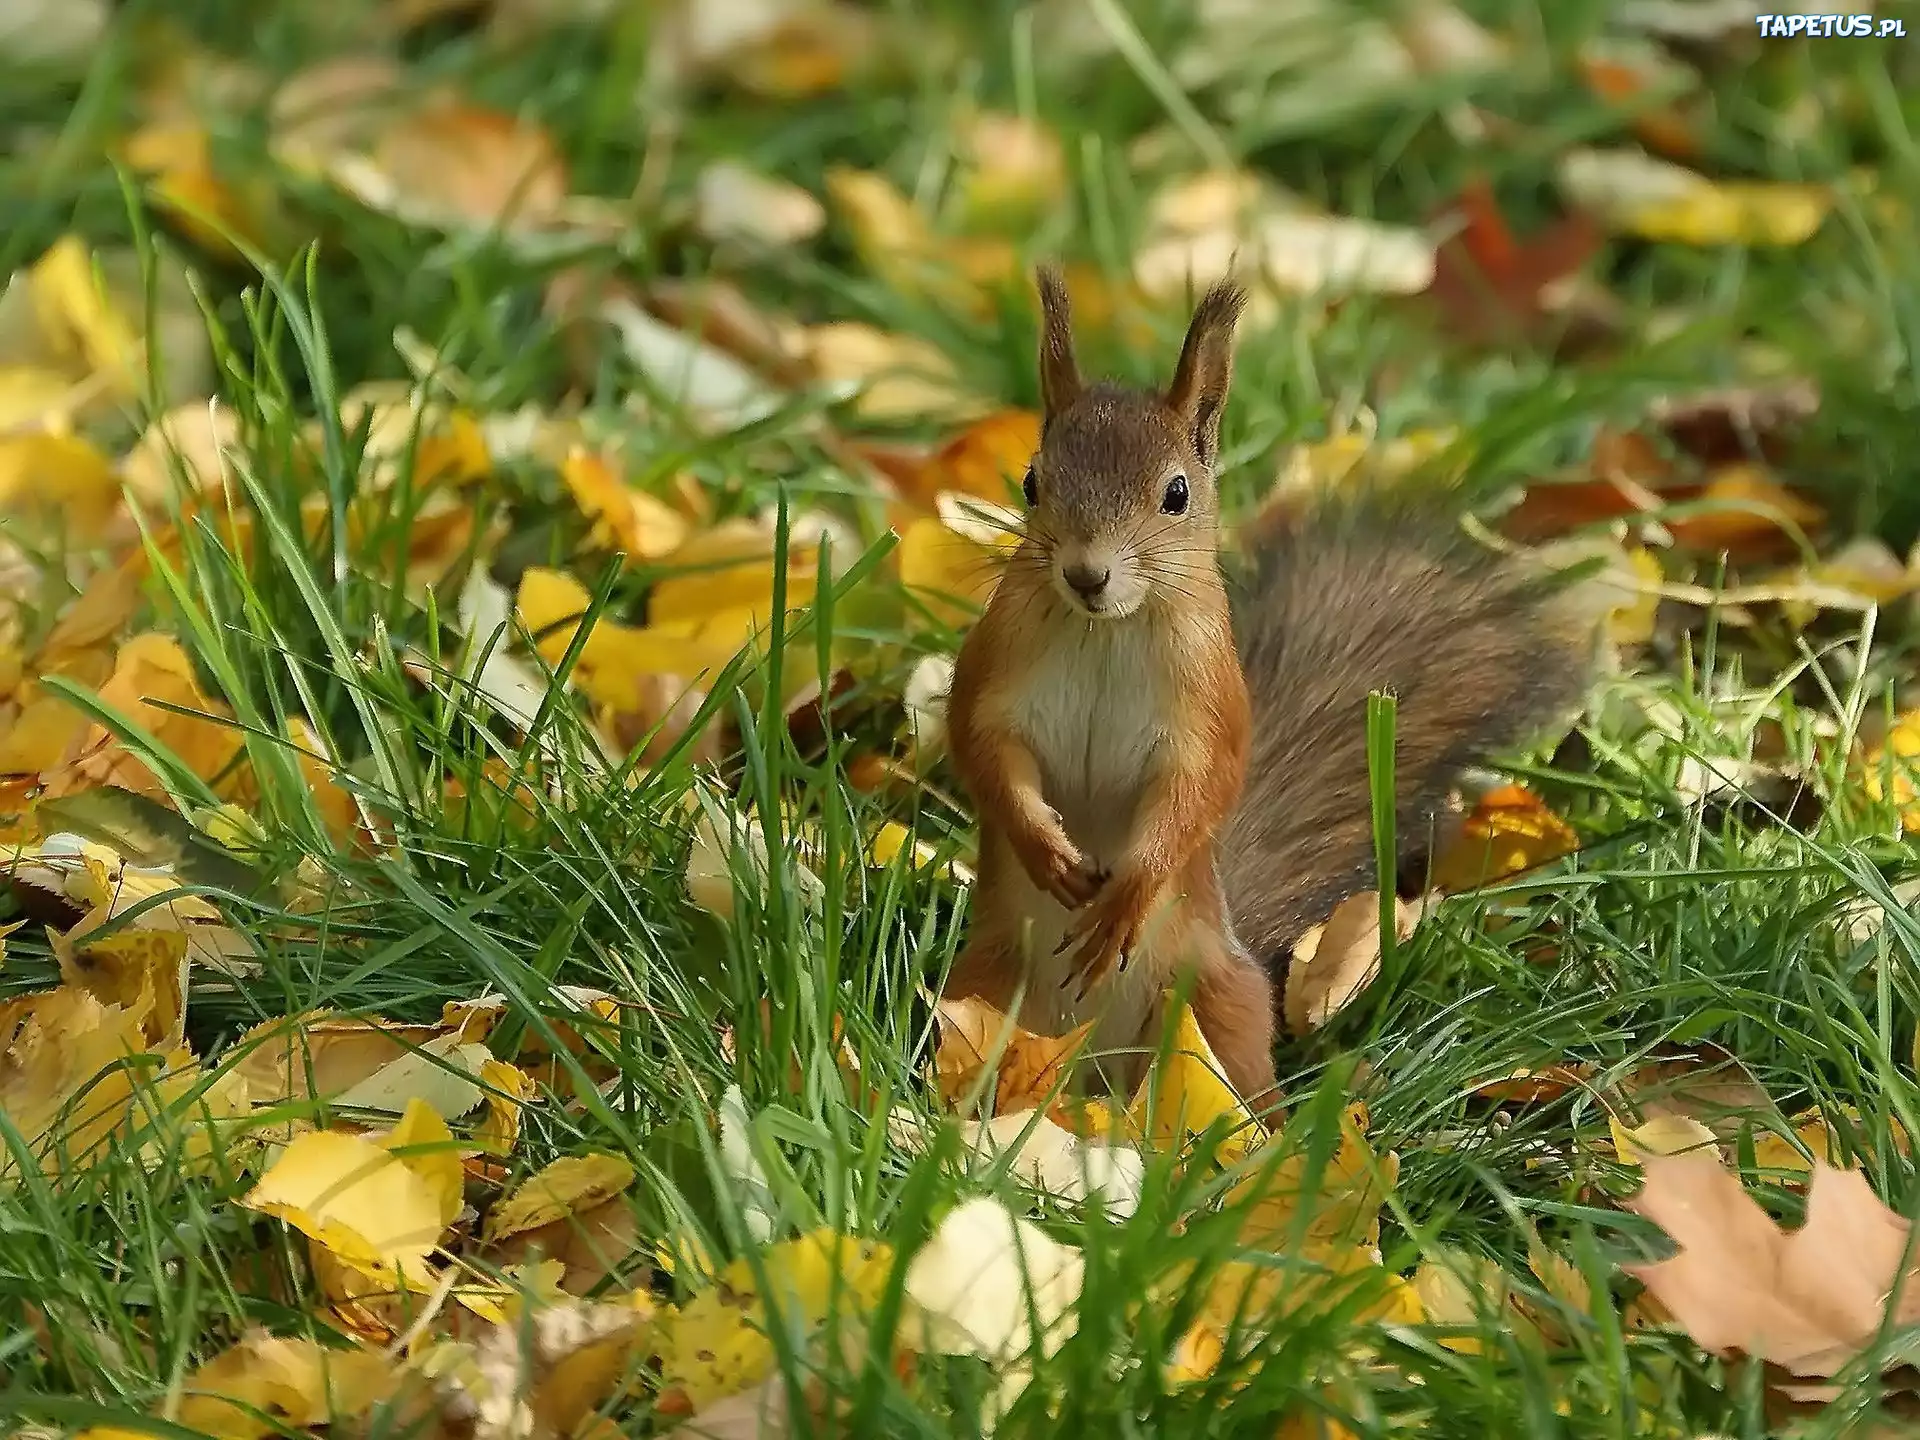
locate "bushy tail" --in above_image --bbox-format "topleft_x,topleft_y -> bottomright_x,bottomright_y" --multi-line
1219,488 -> 1596,971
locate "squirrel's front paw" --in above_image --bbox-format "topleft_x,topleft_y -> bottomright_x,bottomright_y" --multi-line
1016,824 -> 1104,910
1056,893 -> 1141,997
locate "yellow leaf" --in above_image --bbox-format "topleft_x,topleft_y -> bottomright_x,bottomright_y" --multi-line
43,632 -> 243,801
659,1228 -> 894,1414
168,1330 -> 397,1440
382,1098 -> 465,1229
897,517 -> 1002,625
1126,997 -> 1266,1163
122,121 -> 274,262
54,917 -> 190,1052
29,236 -> 141,395
485,1153 -> 637,1242
0,986 -> 163,1179
1412,1249 -> 1515,1355
1559,149 -> 1831,247
1431,784 -> 1578,892
1231,1102 -> 1397,1253
802,322 -> 985,423
0,694 -> 88,774
0,432 -> 123,538
1863,711 -> 1920,833
1610,1112 -> 1718,1166
0,365 -> 86,432
474,1057 -> 536,1156
954,110 -> 1066,224
240,1128 -> 452,1276
561,447 -> 690,561
121,400 -> 240,502
490,1196 -> 643,1297
229,1010 -> 445,1108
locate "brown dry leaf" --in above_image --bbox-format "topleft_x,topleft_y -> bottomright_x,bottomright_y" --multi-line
1625,1150 -> 1920,1378
932,994 -> 1092,1118
1430,784 -> 1578,893
491,1194 -> 643,1296
1577,45 -> 1701,159
1427,177 -> 1601,348
1284,891 -> 1426,1035
342,94 -> 572,233
1471,1063 -> 1596,1105
1661,464 -> 1825,559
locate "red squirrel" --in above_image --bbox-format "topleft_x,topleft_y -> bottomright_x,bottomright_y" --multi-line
941,266 -> 1593,1100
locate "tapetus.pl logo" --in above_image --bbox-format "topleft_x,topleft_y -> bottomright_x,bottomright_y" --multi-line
1753,13 -> 1907,34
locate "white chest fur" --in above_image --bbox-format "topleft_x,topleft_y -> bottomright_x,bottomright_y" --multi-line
1007,617 -> 1169,867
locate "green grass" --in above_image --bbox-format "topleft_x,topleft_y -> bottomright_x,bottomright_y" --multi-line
7,0 -> 1920,1436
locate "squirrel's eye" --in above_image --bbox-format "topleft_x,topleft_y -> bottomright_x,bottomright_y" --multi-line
1161,474 -> 1190,515
1022,466 -> 1038,507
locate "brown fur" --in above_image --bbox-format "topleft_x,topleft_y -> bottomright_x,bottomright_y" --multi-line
942,266 -> 1593,1101
1221,491 -> 1592,970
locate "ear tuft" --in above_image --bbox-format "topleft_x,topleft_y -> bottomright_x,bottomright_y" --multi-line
1165,278 -> 1247,467
1035,263 -> 1083,424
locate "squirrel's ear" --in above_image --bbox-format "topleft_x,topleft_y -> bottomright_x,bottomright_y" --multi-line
1165,278 -> 1247,467
1035,264 -> 1083,424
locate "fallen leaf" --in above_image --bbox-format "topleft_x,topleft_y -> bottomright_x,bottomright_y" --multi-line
1558,147 -> 1831,247
953,110 -> 1065,224
240,1106 -> 458,1280
1577,42 -> 1701,158
166,1330 -> 397,1440
0,432 -> 123,539
658,1229 -> 893,1415
1126,996 -> 1265,1162
1231,1102 -> 1397,1254
1430,784 -> 1578,892
1626,1151 -> 1920,1378
231,1011 -> 458,1110
561,447 -> 691,561
1285,892 -> 1426,1034
902,1196 -> 1081,1420
1427,177 -> 1601,346
932,995 -> 1092,1117
441,1293 -> 655,1440
693,162 -> 825,247
801,322 -> 984,423
53,913 -> 190,1052
889,1107 -> 1144,1217
486,1153 -> 637,1243
42,633 -> 243,803
1661,464 -> 1824,559
346,95 -> 571,233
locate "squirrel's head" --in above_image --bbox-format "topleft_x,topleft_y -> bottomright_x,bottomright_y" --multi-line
1021,265 -> 1246,621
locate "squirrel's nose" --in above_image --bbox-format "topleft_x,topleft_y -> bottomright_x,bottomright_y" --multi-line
1062,563 -> 1110,601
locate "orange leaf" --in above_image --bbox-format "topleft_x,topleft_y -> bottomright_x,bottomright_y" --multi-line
1431,784 -> 1577,892
370,99 -> 568,229
932,995 -> 1092,1117
1662,464 -> 1824,560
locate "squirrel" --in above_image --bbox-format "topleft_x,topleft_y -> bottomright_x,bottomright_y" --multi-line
940,265 -> 1594,1102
